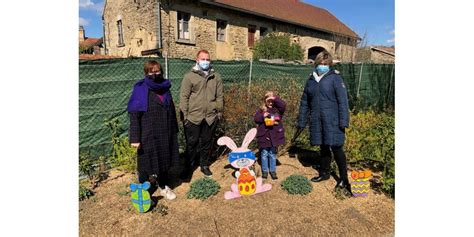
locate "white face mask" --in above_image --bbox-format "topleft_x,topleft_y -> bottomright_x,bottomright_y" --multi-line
198,60 -> 210,70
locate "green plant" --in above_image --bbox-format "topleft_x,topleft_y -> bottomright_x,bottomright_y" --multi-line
186,177 -> 221,200
253,33 -> 303,61
80,152 -> 99,188
281,174 -> 313,195
79,184 -> 94,201
79,45 -> 93,54
105,118 -> 137,173
79,153 -> 109,188
344,110 -> 395,198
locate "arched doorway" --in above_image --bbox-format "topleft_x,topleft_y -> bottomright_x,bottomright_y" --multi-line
308,46 -> 326,61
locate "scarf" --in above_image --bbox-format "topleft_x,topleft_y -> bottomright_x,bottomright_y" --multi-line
127,76 -> 172,112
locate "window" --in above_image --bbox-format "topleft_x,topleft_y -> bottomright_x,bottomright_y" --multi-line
248,25 -> 256,48
178,11 -> 191,40
117,20 -> 124,46
260,27 -> 268,40
216,19 -> 227,42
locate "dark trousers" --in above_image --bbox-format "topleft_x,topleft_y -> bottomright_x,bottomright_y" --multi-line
138,171 -> 169,189
319,145 -> 348,181
183,119 -> 217,169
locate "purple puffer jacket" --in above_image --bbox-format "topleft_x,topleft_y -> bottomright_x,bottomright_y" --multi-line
253,96 -> 286,149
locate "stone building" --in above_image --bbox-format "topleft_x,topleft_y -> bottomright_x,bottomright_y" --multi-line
79,26 -> 104,55
102,0 -> 360,61
355,46 -> 395,63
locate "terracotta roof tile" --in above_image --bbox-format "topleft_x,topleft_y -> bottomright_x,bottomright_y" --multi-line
79,38 -> 103,47
207,0 -> 359,39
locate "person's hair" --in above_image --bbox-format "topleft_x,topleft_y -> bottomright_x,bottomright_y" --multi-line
143,60 -> 163,75
260,91 -> 276,111
314,50 -> 333,66
196,49 -> 210,58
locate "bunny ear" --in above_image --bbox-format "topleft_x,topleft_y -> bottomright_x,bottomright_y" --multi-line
217,136 -> 238,151
241,128 -> 257,150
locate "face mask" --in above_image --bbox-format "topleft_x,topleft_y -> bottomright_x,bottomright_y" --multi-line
148,73 -> 163,82
198,60 -> 210,70
315,65 -> 330,75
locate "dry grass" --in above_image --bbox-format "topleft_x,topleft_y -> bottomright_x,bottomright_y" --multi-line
79,153 -> 394,236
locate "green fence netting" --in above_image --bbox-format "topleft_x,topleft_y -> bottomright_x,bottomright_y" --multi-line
79,58 -> 394,159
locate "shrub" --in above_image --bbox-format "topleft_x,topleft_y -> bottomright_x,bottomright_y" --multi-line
186,177 -> 221,200
105,118 -> 137,173
253,33 -> 304,61
281,174 -> 313,195
344,110 -> 395,198
79,45 -> 93,54
79,183 -> 94,201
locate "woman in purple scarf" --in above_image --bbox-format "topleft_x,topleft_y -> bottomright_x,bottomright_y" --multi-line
128,60 -> 179,200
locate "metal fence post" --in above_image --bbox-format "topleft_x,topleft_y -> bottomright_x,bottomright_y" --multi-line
356,63 -> 364,98
387,64 -> 395,108
246,58 -> 253,131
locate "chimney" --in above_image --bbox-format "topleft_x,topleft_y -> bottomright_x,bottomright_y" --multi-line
79,26 -> 85,42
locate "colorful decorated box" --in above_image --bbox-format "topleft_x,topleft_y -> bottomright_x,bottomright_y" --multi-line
351,170 -> 372,197
130,182 -> 152,213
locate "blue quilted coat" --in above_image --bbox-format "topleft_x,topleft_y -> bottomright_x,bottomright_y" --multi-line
297,70 -> 349,146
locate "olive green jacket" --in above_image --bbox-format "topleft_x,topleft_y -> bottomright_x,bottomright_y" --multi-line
179,65 -> 224,125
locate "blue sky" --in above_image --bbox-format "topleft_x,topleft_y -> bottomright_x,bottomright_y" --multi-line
79,0 -> 394,46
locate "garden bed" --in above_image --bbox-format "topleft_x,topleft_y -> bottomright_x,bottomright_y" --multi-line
79,153 -> 394,236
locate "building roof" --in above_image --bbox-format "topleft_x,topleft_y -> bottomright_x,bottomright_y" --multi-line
202,0 -> 359,39
370,46 -> 395,57
79,38 -> 103,48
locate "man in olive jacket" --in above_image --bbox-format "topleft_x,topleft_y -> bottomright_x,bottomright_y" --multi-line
179,50 -> 223,178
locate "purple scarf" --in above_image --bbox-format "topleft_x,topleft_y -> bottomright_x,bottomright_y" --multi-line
127,76 -> 172,112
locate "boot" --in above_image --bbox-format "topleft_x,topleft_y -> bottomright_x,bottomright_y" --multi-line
311,172 -> 330,182
335,178 -> 352,196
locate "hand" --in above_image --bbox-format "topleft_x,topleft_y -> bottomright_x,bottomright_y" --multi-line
131,143 -> 140,148
217,112 -> 223,120
184,119 -> 191,127
266,96 -> 275,102
263,112 -> 270,117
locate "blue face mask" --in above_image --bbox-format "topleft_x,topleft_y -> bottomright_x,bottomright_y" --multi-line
198,60 -> 210,70
315,65 -> 330,75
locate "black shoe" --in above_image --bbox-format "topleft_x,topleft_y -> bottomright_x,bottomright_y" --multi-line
270,172 -> 278,180
262,172 -> 268,179
335,178 -> 352,196
311,173 -> 330,182
201,166 -> 213,177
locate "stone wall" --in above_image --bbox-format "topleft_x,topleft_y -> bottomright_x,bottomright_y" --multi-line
103,0 -> 159,57
371,51 -> 395,63
103,0 -> 357,61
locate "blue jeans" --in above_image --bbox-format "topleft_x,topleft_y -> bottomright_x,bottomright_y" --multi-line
260,147 -> 277,173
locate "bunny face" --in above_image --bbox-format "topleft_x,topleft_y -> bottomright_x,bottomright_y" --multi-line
217,128 -> 257,169
228,150 -> 255,168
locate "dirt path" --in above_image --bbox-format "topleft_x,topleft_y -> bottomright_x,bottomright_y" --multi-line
79,154 -> 394,236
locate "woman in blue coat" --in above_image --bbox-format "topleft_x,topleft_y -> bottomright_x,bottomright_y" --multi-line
297,50 -> 351,195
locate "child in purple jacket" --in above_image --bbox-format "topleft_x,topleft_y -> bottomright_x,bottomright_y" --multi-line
253,91 -> 286,180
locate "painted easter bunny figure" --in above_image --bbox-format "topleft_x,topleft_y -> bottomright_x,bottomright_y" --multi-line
217,128 -> 272,200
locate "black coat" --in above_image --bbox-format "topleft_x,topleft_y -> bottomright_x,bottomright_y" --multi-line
129,91 -> 179,175
297,70 -> 349,146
